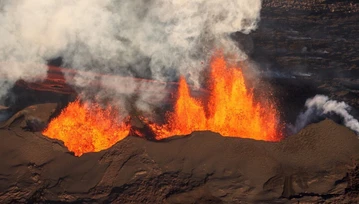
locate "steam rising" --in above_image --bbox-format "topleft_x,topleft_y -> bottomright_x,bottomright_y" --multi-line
0,0 -> 262,105
291,95 -> 359,134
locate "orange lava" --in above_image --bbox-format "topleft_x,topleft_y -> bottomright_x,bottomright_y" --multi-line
43,100 -> 130,156
148,53 -> 281,141
43,52 -> 281,156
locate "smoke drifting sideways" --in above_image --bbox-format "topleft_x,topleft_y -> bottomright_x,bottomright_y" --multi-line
291,95 -> 359,135
0,0 -> 262,114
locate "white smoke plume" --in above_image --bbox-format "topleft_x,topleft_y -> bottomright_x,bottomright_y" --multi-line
0,0 -> 262,112
291,95 -> 359,134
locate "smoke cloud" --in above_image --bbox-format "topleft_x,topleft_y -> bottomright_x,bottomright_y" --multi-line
291,95 -> 359,134
0,0 -> 262,112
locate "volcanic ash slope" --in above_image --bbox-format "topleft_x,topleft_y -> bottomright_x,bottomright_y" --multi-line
0,111 -> 359,203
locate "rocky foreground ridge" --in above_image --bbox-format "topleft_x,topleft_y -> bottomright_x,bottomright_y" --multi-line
0,103 -> 359,203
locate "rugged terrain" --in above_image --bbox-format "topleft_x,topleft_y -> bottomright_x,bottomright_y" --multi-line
0,103 -> 359,203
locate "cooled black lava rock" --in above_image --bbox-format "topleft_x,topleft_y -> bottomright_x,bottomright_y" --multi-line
245,0 -> 359,124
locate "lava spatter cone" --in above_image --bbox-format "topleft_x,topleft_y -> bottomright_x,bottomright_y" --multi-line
43,100 -> 130,156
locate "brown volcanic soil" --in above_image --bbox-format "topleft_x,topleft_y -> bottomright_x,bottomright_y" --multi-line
0,103 -> 359,203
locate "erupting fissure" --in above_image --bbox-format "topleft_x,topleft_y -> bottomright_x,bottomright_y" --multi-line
43,53 -> 282,156
148,53 -> 281,141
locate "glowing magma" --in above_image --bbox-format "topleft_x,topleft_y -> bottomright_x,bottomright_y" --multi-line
43,53 -> 281,156
148,53 -> 281,141
43,100 -> 130,156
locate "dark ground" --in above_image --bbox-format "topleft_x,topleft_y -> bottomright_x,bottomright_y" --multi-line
247,0 -> 359,124
1,103 -> 359,203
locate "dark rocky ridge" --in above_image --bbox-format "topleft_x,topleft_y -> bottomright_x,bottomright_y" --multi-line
0,103 -> 359,203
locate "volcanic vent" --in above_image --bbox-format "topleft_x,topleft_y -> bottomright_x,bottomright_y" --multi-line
43,52 -> 282,156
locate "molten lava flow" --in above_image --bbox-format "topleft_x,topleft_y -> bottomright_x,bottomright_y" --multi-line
149,53 -> 281,141
43,52 -> 281,156
43,100 -> 130,156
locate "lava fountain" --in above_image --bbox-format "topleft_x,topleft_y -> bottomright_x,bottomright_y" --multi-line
43,52 -> 282,156
148,53 -> 282,141
43,100 -> 130,156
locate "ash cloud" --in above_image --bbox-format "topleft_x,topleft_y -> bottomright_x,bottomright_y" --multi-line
291,95 -> 359,135
0,0 -> 262,112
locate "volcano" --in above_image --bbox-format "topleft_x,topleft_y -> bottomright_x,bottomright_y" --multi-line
1,57 -> 359,203
1,0 -> 359,203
